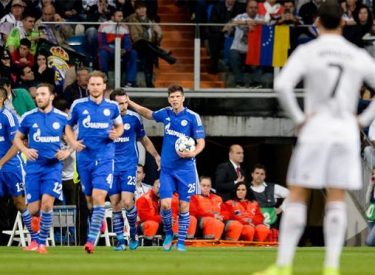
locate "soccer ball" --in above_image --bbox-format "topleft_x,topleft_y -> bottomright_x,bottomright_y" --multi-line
175,136 -> 196,153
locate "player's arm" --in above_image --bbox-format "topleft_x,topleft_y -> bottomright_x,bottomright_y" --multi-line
0,145 -> 19,168
140,136 -> 161,170
108,118 -> 124,140
64,125 -> 85,151
13,131 -> 38,161
128,99 -> 153,120
274,47 -> 306,126
358,56 -> 375,127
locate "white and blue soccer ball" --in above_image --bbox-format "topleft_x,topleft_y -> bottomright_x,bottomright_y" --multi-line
175,136 -> 196,153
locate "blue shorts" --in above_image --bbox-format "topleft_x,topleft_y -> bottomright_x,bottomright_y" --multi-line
0,169 -> 24,198
108,167 -> 137,196
159,166 -> 200,202
78,159 -> 114,196
25,162 -> 63,204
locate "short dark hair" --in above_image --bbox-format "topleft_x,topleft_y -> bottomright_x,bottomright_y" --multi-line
20,38 -> 31,49
168,84 -> 184,96
0,77 -> 11,87
318,1 -> 343,30
22,12 -> 36,20
252,163 -> 266,173
199,175 -> 212,182
134,1 -> 147,10
110,88 -> 127,101
36,83 -> 55,95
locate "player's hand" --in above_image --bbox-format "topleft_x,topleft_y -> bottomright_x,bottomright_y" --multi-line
55,149 -> 71,161
108,129 -> 120,140
177,151 -> 195,158
72,140 -> 85,152
24,148 -> 38,161
154,155 -> 161,171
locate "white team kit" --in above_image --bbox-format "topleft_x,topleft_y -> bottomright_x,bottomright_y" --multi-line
275,34 -> 375,190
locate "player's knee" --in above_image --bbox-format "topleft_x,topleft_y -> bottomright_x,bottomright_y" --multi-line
160,200 -> 171,210
12,196 -> 26,211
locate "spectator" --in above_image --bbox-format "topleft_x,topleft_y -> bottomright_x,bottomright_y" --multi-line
62,66 -> 89,107
0,49 -> 16,83
257,0 -> 284,24
136,179 -> 162,242
35,4 -> 74,46
16,65 -> 36,97
225,182 -> 271,242
207,0 -> 244,74
135,164 -> 152,201
341,0 -> 359,26
6,12 -> 42,55
54,0 -> 82,22
11,37 -> 34,68
98,9 -> 137,87
278,0 -> 303,25
0,21 -> 13,48
0,0 -> 12,19
33,51 -> 55,86
0,76 -> 35,118
0,0 -> 25,29
298,0 -> 321,25
249,163 -> 289,241
215,144 -> 246,201
126,1 -> 163,87
190,176 -> 225,240
223,0 -> 264,87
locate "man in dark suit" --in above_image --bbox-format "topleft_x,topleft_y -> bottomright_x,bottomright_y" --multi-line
215,144 -> 246,201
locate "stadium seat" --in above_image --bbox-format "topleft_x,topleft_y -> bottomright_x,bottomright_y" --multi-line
53,205 -> 77,246
2,211 -> 28,247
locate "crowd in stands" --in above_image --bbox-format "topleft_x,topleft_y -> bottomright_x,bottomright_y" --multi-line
0,0 -> 373,90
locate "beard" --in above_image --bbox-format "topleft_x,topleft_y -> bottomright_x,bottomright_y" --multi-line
37,101 -> 49,110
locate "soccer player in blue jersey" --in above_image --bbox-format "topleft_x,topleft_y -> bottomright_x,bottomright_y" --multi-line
0,87 -> 37,250
129,84 -> 205,252
13,83 -> 70,254
109,88 -> 160,251
65,71 -> 124,254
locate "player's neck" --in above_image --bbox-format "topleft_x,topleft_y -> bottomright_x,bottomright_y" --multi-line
318,26 -> 342,36
89,95 -> 104,104
39,105 -> 53,114
173,106 -> 184,114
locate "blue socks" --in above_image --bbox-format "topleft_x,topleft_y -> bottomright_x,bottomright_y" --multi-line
161,208 -> 173,236
87,205 -> 105,244
21,209 -> 38,242
113,211 -> 125,245
177,212 -> 190,246
38,210 -> 53,245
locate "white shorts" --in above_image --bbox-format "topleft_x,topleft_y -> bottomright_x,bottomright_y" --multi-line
287,140 -> 362,190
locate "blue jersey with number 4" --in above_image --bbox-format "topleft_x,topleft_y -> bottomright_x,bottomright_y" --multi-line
114,110 -> 145,173
68,97 -> 122,161
152,107 -> 205,169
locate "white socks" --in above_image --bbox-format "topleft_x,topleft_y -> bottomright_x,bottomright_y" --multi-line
277,202 -> 307,267
324,201 -> 347,269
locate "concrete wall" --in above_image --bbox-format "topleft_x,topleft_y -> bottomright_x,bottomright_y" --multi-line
143,116 -> 296,137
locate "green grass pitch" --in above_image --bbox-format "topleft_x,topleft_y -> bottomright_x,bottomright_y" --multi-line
0,246 -> 374,274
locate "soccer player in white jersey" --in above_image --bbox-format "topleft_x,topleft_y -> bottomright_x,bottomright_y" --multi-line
255,2 -> 375,275
129,84 -> 205,252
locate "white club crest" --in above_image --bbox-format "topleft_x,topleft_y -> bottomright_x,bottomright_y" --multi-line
52,122 -> 60,129
124,123 -> 131,130
103,109 -> 110,116
181,120 -> 188,127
